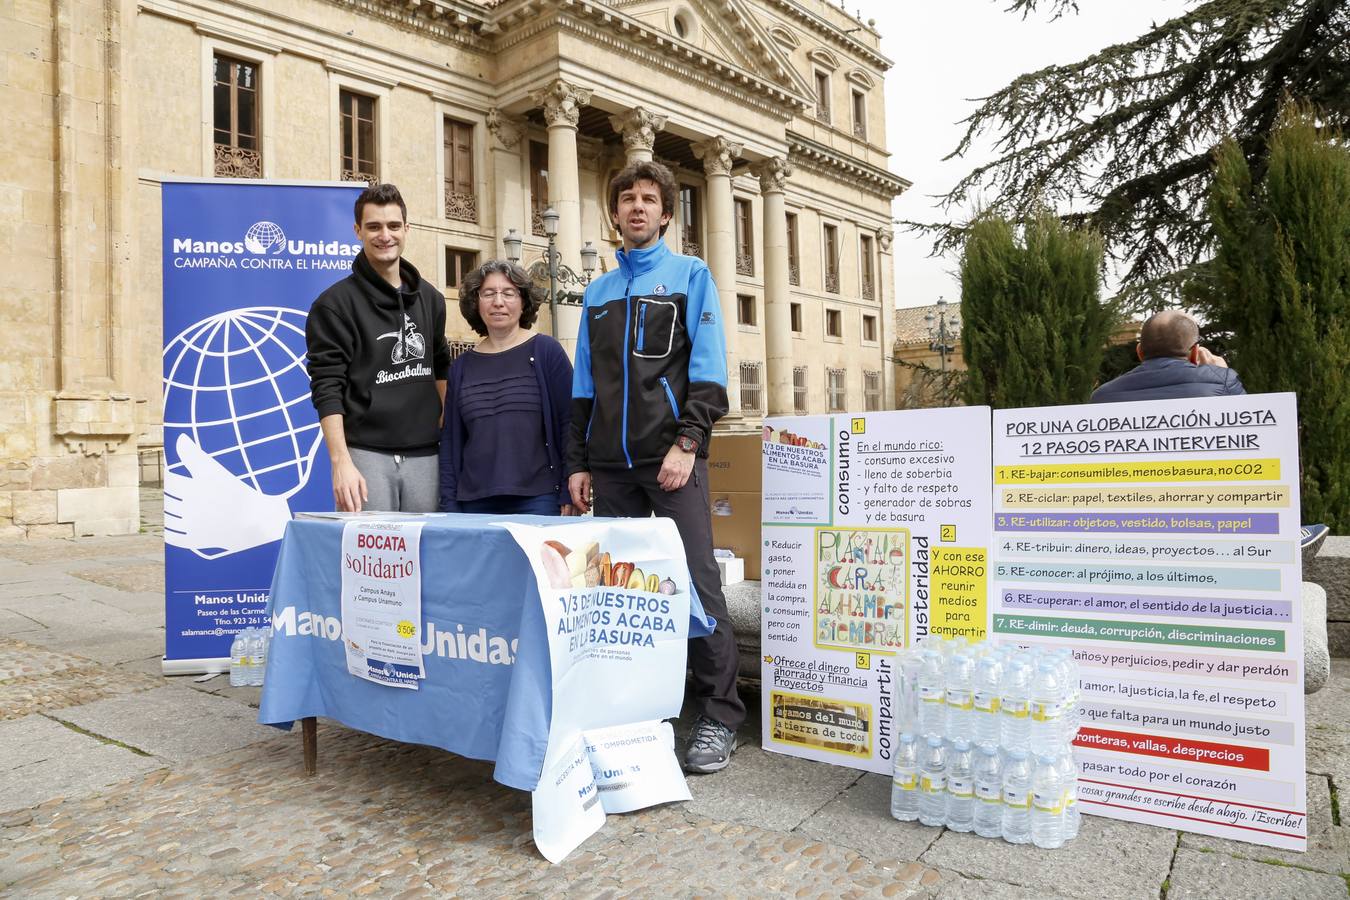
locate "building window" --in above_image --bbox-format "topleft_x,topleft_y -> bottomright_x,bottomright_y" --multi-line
530,141 -> 549,236
340,90 -> 377,184
740,361 -> 763,413
860,233 -> 875,300
793,366 -> 808,414
827,368 -> 846,413
443,117 -> 477,223
852,89 -> 867,140
825,307 -> 842,338
790,302 -> 803,333
862,314 -> 878,343
786,212 -> 800,285
737,293 -> 757,327
680,185 -> 702,258
864,370 -> 881,411
814,71 -> 831,124
445,248 -> 479,290
213,54 -> 261,177
823,224 -> 839,293
734,198 -> 754,276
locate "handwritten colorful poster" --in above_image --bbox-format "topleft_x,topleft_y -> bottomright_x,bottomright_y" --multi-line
761,408 -> 993,774
992,394 -> 1307,850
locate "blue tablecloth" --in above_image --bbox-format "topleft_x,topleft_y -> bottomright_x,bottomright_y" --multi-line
257,514 -> 713,791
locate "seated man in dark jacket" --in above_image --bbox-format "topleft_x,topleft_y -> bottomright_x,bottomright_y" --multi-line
1091,310 -> 1244,403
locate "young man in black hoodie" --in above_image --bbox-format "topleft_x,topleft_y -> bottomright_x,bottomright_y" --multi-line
306,183 -> 451,512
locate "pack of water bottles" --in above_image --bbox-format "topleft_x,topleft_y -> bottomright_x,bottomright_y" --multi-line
890,636 -> 1081,849
228,626 -> 270,687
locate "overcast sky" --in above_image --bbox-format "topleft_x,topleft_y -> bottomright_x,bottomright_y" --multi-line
858,0 -> 1177,308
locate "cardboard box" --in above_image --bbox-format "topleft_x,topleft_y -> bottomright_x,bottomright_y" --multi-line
716,556 -> 745,586
710,491 -> 761,580
708,433 -> 763,494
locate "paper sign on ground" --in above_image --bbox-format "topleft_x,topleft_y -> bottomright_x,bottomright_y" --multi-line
992,394 -> 1307,850
760,409 -> 993,775
339,520 -> 425,689
584,720 -> 691,813
531,735 -> 604,864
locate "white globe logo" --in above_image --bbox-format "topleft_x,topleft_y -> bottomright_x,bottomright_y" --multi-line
244,221 -> 286,254
162,307 -> 321,558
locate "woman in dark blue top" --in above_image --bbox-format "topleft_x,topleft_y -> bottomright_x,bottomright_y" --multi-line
438,261 -> 573,515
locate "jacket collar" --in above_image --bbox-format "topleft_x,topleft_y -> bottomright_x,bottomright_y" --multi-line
615,240 -> 670,278
353,251 -> 422,304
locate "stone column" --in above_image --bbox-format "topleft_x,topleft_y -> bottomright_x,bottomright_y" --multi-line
692,137 -> 743,418
877,226 -> 896,410
608,107 -> 666,164
532,79 -> 591,352
486,109 -> 525,250
754,157 -> 793,416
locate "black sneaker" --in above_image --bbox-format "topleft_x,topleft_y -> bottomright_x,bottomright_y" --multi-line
684,716 -> 735,774
1301,524 -> 1329,564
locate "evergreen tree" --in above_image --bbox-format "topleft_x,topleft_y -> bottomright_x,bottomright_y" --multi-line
911,0 -> 1350,308
1192,106 -> 1350,529
960,210 -> 1116,407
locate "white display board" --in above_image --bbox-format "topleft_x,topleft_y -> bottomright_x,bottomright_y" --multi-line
991,394 -> 1307,850
760,409 -> 993,774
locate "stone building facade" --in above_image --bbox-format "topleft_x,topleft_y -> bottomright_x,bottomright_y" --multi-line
3,0 -> 908,537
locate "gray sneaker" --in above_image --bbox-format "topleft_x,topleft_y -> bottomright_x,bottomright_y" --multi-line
684,716 -> 736,774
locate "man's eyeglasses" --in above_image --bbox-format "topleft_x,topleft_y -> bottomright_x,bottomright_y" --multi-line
480,288 -> 520,301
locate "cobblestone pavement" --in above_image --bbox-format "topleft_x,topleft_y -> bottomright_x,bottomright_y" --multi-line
1,533 -> 1347,898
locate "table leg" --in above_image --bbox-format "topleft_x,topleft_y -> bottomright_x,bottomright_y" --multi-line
302,716 -> 317,776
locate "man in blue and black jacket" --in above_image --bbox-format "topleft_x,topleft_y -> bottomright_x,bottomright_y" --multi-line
566,161 -> 744,774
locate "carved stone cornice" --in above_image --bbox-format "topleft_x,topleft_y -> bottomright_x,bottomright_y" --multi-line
692,137 -> 743,177
490,1 -> 810,120
786,132 -> 910,199
758,0 -> 891,71
752,157 -> 792,194
608,107 -> 667,155
533,78 -> 592,128
486,108 -> 524,150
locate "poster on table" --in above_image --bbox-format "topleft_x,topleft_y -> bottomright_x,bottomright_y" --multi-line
759,408 -> 994,775
160,179 -> 362,673
339,519 -> 425,688
503,519 -> 696,862
992,393 -> 1307,850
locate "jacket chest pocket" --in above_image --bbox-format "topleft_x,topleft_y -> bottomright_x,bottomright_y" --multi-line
632,298 -> 678,359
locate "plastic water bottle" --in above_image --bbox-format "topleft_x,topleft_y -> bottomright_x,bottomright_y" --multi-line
944,653 -> 975,741
973,744 -> 1004,838
972,655 -> 1003,746
229,629 -> 248,687
890,732 -> 920,822
945,738 -> 975,832
999,657 -> 1032,752
250,626 -> 269,686
917,650 -> 946,737
1001,749 -> 1032,844
918,735 -> 949,827
1052,648 -> 1080,746
1031,754 -> 1065,848
1030,661 -> 1065,756
1057,752 -> 1080,840
899,650 -> 923,735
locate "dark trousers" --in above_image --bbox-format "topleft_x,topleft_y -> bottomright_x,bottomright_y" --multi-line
592,458 -> 746,731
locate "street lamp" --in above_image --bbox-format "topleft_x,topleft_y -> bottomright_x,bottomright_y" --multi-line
925,296 -> 961,406
502,208 -> 598,338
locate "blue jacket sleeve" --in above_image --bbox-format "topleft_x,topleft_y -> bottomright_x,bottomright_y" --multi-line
565,291 -> 596,475
437,360 -> 466,512
680,262 -> 729,445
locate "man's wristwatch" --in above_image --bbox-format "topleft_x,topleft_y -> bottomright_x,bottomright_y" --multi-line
676,435 -> 699,454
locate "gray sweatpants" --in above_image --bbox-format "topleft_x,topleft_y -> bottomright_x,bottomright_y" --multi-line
348,448 -> 439,513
